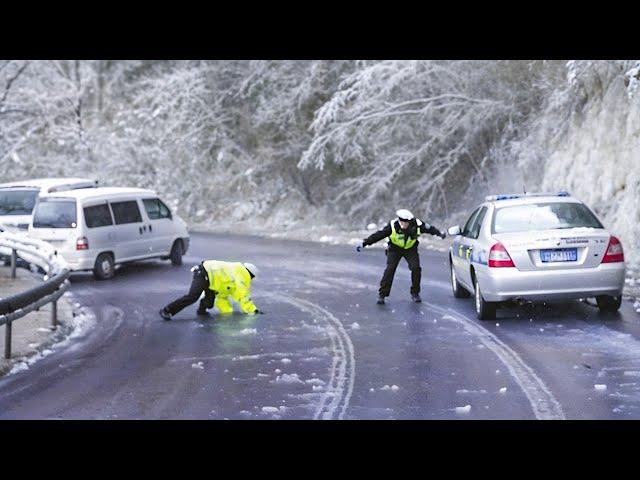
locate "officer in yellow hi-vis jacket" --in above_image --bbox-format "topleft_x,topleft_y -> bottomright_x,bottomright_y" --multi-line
356,209 -> 446,305
160,260 -> 263,320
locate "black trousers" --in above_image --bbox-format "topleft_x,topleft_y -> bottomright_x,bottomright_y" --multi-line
164,264 -> 216,315
379,246 -> 422,297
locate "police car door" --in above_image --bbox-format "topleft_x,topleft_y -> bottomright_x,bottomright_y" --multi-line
454,207 -> 481,290
467,206 -> 488,277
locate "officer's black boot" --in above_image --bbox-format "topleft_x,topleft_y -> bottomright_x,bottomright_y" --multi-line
411,293 -> 422,303
159,308 -> 172,321
196,307 -> 209,316
377,295 -> 385,305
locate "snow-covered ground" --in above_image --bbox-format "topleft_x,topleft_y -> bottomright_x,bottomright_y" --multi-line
5,293 -> 95,377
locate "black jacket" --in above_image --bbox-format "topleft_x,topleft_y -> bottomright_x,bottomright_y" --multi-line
363,218 -> 442,249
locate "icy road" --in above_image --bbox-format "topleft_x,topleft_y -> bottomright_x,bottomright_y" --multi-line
1,232 -> 640,419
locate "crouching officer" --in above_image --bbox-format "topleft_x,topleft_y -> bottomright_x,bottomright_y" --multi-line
160,260 -> 263,320
357,209 -> 446,304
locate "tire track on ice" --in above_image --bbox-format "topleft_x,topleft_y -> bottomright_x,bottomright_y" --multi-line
423,300 -> 565,420
266,292 -> 355,420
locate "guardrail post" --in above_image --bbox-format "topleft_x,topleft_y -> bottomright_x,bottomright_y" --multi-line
51,300 -> 58,330
4,321 -> 11,359
11,248 -> 17,278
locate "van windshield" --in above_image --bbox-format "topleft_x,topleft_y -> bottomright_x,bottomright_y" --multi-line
0,189 -> 39,216
33,198 -> 77,228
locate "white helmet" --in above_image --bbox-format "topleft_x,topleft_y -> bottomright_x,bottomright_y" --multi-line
396,209 -> 414,221
243,262 -> 259,278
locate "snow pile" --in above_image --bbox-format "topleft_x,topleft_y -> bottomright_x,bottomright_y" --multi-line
7,298 -> 96,377
380,384 -> 400,392
273,373 -> 305,385
235,328 -> 257,336
455,405 -> 472,414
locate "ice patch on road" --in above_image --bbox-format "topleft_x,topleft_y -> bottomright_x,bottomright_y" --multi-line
455,405 -> 471,414
350,322 -> 360,330
381,384 -> 399,392
191,362 -> 204,370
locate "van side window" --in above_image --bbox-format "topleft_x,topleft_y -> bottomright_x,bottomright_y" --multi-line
84,204 -> 113,228
143,198 -> 172,220
110,200 -> 142,225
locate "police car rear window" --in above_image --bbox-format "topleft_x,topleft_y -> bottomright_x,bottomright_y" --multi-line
492,202 -> 604,234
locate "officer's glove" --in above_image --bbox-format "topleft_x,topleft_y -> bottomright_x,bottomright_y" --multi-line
356,242 -> 365,252
439,231 -> 447,239
254,309 -> 265,315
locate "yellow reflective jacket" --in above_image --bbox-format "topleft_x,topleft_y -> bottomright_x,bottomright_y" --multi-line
202,260 -> 257,314
389,220 -> 420,249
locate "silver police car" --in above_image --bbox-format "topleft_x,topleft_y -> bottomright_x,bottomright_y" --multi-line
448,192 -> 626,320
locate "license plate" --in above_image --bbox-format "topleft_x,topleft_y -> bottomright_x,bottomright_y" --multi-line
540,248 -> 577,263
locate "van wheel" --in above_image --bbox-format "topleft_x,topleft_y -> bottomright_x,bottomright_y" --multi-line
450,260 -> 470,298
474,277 -> 496,321
596,295 -> 622,312
94,253 -> 115,280
170,240 -> 183,266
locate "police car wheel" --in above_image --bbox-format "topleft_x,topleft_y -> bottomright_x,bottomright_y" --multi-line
170,240 -> 183,266
474,277 -> 496,321
93,253 -> 115,280
596,295 -> 622,313
450,261 -> 470,298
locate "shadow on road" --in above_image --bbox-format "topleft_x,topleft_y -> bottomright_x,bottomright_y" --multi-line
493,299 -> 623,324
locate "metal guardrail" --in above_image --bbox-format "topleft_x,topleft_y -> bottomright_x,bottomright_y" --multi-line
0,232 -> 70,359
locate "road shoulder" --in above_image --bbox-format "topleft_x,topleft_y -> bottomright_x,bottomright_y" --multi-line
0,266 -> 76,376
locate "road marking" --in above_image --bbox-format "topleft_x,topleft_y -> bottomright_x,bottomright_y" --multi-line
424,300 -> 565,420
267,293 -> 355,420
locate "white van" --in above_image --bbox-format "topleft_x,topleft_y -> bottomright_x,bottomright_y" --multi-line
0,177 -> 98,232
28,187 -> 190,279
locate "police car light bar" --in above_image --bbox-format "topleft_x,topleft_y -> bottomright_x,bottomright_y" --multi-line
485,191 -> 571,201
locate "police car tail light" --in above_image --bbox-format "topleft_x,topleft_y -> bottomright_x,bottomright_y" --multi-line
602,235 -> 624,263
488,242 -> 515,268
76,236 -> 89,250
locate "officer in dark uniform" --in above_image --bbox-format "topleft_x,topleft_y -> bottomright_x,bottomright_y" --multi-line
357,209 -> 446,304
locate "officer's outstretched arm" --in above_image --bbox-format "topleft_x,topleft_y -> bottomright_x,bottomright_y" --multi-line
233,286 -> 258,314
239,296 -> 258,314
362,223 -> 392,247
419,221 -> 446,238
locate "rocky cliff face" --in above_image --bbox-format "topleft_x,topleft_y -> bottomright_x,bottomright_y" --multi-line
521,61 -> 640,263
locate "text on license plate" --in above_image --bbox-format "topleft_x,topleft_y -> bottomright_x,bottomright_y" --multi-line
540,248 -> 577,263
